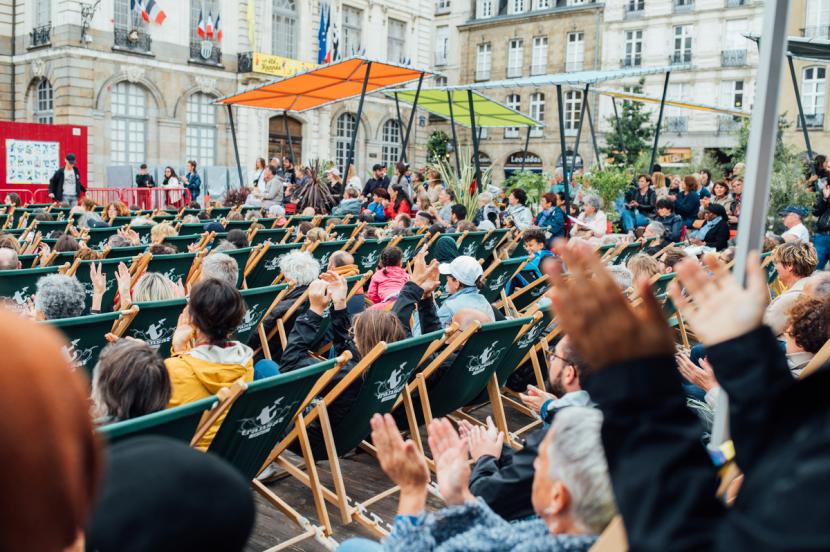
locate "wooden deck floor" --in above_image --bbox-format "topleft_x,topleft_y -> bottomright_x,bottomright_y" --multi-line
245,406 -> 537,552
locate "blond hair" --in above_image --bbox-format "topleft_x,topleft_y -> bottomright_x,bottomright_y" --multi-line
774,242 -> 818,277
627,254 -> 661,283
150,222 -> 177,244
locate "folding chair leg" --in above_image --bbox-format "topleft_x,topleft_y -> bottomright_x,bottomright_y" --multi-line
252,479 -> 338,551
296,412 -> 334,537
258,324 -> 272,361
530,350 -> 547,390
316,404 -> 352,525
401,387 -> 424,456
676,315 -> 691,349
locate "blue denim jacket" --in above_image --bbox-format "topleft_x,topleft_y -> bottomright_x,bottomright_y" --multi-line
534,207 -> 566,238
185,172 -> 201,200
437,287 -> 495,327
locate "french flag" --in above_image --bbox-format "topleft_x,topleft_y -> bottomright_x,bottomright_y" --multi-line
197,9 -> 206,38
141,0 -> 166,24
206,11 -> 214,39
214,13 -> 222,42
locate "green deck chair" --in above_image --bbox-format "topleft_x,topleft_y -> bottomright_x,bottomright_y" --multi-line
394,234 -> 426,262
34,220 -> 71,235
214,245 -> 256,288
480,256 -> 529,304
128,225 -> 154,245
47,310 -> 127,376
178,222 -> 207,235
249,227 -> 290,246
85,227 -> 121,249
309,240 -> 350,269
225,220 -> 254,232
0,264 -> 63,305
72,257 -> 131,313
351,238 -> 393,273
456,231 -> 489,259
107,244 -> 149,258
651,272 -> 676,296
408,318 -> 530,425
477,228 -> 511,261
244,242 -> 302,288
98,395 -> 220,445
124,297 -> 188,358
236,284 -> 290,344
108,216 -> 134,226
163,233 -> 207,251
143,252 -> 198,283
285,215 -> 315,227
424,233 -> 462,264
208,207 -> 232,218
327,224 -> 359,241
612,241 -> 644,266
509,275 -> 550,312
18,253 -> 40,268
206,360 -> 340,547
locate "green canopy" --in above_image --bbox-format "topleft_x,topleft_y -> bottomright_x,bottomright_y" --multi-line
387,89 -> 541,128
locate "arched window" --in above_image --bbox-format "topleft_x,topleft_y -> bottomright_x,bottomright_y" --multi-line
110,81 -> 146,165
335,113 -> 357,173
186,93 -> 217,166
34,79 -> 53,124
803,66 -> 827,127
381,120 -> 401,167
272,0 -> 297,58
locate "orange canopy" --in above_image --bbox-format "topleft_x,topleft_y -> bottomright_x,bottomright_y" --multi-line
219,57 -> 434,112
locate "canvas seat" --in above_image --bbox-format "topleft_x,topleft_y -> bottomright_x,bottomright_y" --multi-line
99,395 -> 221,445
325,223 -> 360,241
46,307 -> 136,376
68,256 -> 134,313
306,239 -> 352,269
236,284 -> 292,346
244,242 -> 303,289
349,238 -> 393,273
455,231 -> 489,259
115,297 -> 187,358
249,227 -> 292,246
389,234 -> 426,263
83,227 -> 122,250
0,264 -> 67,306
140,251 -> 200,285
162,233 -> 211,251
479,256 -> 530,304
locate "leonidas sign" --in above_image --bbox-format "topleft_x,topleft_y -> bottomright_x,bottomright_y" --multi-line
507,152 -> 542,167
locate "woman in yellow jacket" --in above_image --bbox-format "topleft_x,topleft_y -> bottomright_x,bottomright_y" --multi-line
166,278 -> 254,449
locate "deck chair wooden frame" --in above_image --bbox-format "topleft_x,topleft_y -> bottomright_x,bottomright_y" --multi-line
496,274 -> 550,311
241,283 -> 295,361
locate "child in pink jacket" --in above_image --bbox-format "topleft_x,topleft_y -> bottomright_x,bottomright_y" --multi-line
367,246 -> 410,308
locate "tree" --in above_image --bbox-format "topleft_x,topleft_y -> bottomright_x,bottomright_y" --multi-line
426,130 -> 450,163
602,79 -> 657,167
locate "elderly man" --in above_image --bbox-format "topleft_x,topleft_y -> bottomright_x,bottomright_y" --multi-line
0,248 -> 20,270
199,253 -> 239,288
34,274 -> 86,320
780,205 -> 810,243
338,407 -> 615,551
765,242 -> 818,337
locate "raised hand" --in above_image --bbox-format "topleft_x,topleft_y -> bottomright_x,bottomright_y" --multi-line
676,354 -> 718,392
90,263 -> 106,296
320,272 -> 348,309
307,279 -> 331,315
547,239 -> 675,370
467,417 -> 504,462
668,251 -> 767,346
371,414 -> 429,516
427,418 -> 474,506
114,262 -> 132,309
519,384 -> 554,415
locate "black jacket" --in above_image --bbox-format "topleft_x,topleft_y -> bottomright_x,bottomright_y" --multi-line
48,167 -> 84,200
654,213 -> 684,243
247,285 -> 308,362
586,326 -> 830,551
469,429 -> 544,521
362,176 -> 390,198
701,218 -> 730,251
624,187 -> 657,216
814,191 -> 830,233
135,174 -> 156,188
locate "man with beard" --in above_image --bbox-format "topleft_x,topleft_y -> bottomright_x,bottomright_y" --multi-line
458,335 -> 594,521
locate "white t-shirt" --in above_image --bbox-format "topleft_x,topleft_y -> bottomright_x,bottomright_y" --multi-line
63,169 -> 76,198
782,222 -> 810,243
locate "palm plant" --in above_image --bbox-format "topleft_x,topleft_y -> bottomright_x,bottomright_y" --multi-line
428,146 -> 490,220
295,160 -> 336,213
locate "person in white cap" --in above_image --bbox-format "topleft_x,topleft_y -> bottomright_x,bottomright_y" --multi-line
326,167 -> 344,200
437,255 -> 495,327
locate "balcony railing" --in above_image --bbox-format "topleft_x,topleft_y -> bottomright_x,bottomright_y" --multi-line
507,65 -> 522,78
726,0 -> 746,6
721,49 -> 747,67
29,24 -> 51,48
797,113 -> 825,129
624,5 -> 645,18
674,0 -> 694,11
565,61 -> 584,72
718,115 -> 742,132
802,26 -> 830,39
190,41 -> 222,66
531,63 -> 547,76
435,53 -> 448,66
475,69 -> 491,81
620,55 -> 642,68
666,116 -> 689,133
238,51 -> 253,73
669,52 -> 693,65
113,27 -> 152,54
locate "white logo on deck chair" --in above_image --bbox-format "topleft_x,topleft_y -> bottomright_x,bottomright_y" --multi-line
130,319 -> 175,348
83,280 -> 114,298
162,268 -> 180,282
487,273 -> 509,291
318,252 -> 332,267
360,251 -> 380,268
64,339 -> 98,367
237,303 -> 262,333
467,343 -> 505,376
462,243 -> 478,257
238,398 -> 298,439
517,325 -> 544,349
483,238 -> 497,251
374,363 -> 409,402
12,287 -> 31,305
264,257 -> 281,271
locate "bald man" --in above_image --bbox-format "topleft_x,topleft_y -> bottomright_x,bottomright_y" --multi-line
452,307 -> 493,331
0,248 -> 20,270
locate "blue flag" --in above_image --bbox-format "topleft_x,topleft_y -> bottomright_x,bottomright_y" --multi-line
317,1 -> 327,64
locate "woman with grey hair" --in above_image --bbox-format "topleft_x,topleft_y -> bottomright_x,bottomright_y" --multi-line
247,250 -> 321,361
338,407 -> 616,551
34,274 -> 86,320
570,194 -> 607,242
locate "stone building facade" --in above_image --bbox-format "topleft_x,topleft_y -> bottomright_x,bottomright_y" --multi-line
0,0 -> 432,189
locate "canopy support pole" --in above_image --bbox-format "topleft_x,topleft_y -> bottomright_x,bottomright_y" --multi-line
282,110 -> 295,166
227,104 -> 244,190
447,90 -> 462,175
787,54 -> 814,170
344,61 -> 372,183
734,0 -> 789,284
611,97 -> 625,164
394,91 -> 405,153
556,84 -> 571,214
585,97 -> 603,171
570,84 -> 590,177
521,125 -> 532,172
467,89 -> 482,192
399,72 -> 425,164
649,71 -> 671,174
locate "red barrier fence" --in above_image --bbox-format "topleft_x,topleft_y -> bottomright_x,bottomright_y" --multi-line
84,187 -> 192,210
0,189 -> 36,204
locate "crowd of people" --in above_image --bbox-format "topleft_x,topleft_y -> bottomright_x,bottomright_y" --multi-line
1,147 -> 830,552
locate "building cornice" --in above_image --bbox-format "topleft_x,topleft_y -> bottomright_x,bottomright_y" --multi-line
459,3 -> 605,30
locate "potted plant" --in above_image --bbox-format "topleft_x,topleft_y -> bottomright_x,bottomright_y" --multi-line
428,146 -> 488,219
582,168 -> 631,220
